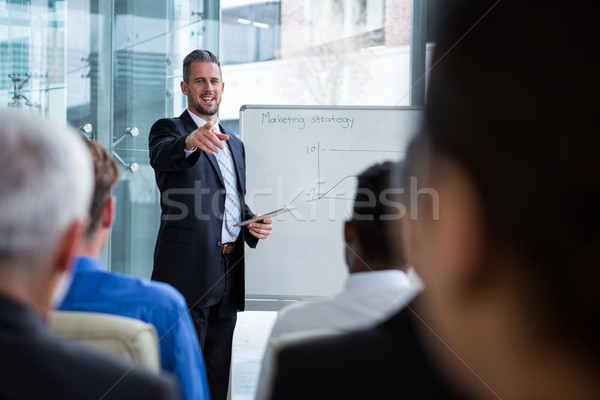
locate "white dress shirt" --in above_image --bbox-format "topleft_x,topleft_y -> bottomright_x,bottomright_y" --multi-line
255,268 -> 423,400
184,110 -> 239,244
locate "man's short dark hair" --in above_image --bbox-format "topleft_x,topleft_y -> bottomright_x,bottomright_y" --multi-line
182,49 -> 221,83
352,161 -> 405,267
423,0 -> 600,357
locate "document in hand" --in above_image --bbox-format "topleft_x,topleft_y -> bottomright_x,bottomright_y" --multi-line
233,207 -> 295,227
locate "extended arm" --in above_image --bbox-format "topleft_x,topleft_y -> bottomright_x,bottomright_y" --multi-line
149,118 -> 198,172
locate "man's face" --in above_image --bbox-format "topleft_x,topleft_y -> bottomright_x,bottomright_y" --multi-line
182,61 -> 224,119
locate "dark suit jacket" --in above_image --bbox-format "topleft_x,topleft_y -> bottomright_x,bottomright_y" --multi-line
149,110 -> 258,310
0,296 -> 179,399
270,301 -> 470,400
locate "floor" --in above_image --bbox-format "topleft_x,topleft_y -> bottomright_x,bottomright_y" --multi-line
231,311 -> 278,400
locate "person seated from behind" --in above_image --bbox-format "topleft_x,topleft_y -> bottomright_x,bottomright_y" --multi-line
0,109 -> 178,399
256,161 -> 422,399
265,161 -> 469,400
59,139 -> 208,400
395,1 -> 600,399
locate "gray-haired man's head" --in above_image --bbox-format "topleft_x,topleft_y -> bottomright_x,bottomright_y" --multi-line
0,109 -> 93,278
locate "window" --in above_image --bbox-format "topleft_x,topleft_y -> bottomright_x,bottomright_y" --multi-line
219,0 -> 415,122
221,1 -> 281,65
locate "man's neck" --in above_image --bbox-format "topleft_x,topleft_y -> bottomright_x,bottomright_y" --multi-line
75,249 -> 100,259
0,269 -> 53,321
187,107 -> 217,125
350,263 -> 403,274
74,232 -> 106,259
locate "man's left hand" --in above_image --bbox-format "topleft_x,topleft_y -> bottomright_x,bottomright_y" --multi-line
248,215 -> 273,239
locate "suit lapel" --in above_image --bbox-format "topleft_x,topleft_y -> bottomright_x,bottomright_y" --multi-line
181,110 -> 224,185
180,110 -> 198,134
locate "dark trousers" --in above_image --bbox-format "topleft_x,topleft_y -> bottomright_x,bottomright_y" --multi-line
189,252 -> 238,400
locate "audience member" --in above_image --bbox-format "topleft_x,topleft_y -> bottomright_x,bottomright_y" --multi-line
59,139 -> 209,400
0,109 -> 179,399
255,161 -> 421,400
399,1 -> 600,399
268,162 -> 467,400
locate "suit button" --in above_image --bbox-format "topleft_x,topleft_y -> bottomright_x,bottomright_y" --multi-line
218,215 -> 223,221
217,240 -> 222,247
220,189 -> 226,195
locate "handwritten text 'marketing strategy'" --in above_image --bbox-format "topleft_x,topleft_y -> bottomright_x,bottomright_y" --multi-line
261,112 -> 355,130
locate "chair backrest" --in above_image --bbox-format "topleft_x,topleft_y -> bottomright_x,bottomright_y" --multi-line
256,328 -> 342,400
49,311 -> 161,372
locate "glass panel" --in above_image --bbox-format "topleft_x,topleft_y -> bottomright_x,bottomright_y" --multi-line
108,1 -> 170,278
0,0 -> 67,119
65,0 -> 114,265
3,0 -> 220,279
66,1 -> 96,136
108,0 -> 219,278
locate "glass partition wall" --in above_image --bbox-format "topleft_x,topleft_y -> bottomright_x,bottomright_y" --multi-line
1,0 -> 219,278
1,1 -> 67,118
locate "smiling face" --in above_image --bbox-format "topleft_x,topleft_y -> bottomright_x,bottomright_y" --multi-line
181,61 -> 224,122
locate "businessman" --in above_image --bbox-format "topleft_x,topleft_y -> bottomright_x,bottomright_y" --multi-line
149,49 -> 272,400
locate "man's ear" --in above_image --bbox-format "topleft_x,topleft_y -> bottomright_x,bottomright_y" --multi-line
438,160 -> 491,290
412,157 -> 487,295
222,81 -> 225,93
54,219 -> 86,274
343,220 -> 355,245
101,196 -> 116,230
438,159 -> 486,291
181,80 -> 189,95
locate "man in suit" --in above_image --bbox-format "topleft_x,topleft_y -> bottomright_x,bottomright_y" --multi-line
60,139 -> 209,400
270,305 -> 468,400
0,109 -> 179,399
149,49 -> 272,400
255,161 -> 423,400
268,160 -> 468,400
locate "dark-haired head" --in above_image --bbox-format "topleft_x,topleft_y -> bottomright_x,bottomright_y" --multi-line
347,161 -> 406,272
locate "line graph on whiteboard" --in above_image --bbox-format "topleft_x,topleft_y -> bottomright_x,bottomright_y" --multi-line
304,141 -> 405,202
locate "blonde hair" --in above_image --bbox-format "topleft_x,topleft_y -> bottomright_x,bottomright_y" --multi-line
83,139 -> 120,236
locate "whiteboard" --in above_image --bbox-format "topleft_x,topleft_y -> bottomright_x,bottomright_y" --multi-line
240,105 -> 423,298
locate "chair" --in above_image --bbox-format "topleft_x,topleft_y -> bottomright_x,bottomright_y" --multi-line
49,311 -> 161,372
256,328 -> 343,400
